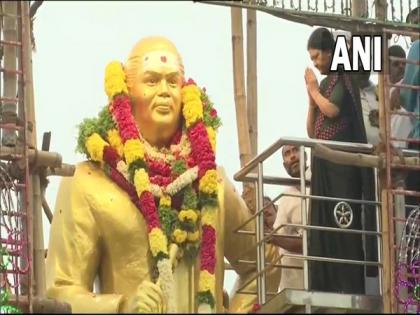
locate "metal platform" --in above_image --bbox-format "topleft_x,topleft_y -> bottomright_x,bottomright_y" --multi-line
258,289 -> 383,313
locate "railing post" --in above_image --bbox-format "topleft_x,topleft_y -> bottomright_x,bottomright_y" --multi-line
255,162 -> 266,304
299,145 -> 311,313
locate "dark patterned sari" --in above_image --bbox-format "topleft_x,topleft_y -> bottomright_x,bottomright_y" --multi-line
308,72 -> 377,294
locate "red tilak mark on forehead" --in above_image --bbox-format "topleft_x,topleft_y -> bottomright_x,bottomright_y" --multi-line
160,56 -> 167,63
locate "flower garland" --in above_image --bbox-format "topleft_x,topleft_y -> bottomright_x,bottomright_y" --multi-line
77,61 -> 221,312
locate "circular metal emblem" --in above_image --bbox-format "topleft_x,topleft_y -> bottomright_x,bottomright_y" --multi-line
333,201 -> 353,229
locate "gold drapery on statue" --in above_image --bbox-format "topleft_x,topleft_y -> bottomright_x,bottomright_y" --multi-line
46,163 -> 281,313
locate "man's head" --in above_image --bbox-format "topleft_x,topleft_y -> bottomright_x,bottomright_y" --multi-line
263,196 -> 277,229
282,144 -> 307,178
124,36 -> 185,147
406,7 -> 420,43
307,27 -> 335,75
388,45 -> 406,84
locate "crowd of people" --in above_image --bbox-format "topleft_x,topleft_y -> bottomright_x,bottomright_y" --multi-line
262,6 -> 419,295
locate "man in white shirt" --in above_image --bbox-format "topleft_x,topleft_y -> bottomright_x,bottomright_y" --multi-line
354,45 -> 411,149
388,45 -> 413,149
355,70 -> 381,145
268,144 -> 310,292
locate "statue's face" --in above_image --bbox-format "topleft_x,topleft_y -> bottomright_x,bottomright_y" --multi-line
130,50 -> 183,132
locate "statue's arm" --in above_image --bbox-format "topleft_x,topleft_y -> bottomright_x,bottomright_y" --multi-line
219,168 -> 281,312
46,163 -> 124,313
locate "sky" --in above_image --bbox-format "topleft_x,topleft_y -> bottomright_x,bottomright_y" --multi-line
31,1 -> 412,297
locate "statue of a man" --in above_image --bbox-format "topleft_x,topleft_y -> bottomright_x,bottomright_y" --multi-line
45,36 -> 280,313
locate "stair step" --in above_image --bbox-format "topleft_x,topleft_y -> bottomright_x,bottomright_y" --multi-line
258,289 -> 383,313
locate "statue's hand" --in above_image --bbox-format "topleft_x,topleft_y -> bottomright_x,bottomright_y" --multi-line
120,280 -> 166,314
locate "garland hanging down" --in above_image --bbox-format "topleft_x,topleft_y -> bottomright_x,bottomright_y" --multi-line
77,61 -> 221,312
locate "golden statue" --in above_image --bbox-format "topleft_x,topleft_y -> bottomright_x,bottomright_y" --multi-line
45,36 -> 280,313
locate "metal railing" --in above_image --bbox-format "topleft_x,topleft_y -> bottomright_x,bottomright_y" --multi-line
382,27 -> 420,314
201,0 -> 420,36
232,136 -> 418,312
233,0 -> 417,23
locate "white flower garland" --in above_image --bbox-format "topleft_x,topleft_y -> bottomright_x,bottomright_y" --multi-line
157,258 -> 177,313
165,166 -> 198,196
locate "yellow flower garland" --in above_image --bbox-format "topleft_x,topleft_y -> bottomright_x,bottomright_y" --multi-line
199,170 -> 218,195
206,127 -> 216,152
134,169 -> 151,195
173,228 -> 187,244
107,129 -> 124,157
198,270 -> 216,297
124,139 -> 145,166
187,230 -> 200,242
182,85 -> 204,128
86,133 -> 108,162
104,61 -> 128,99
159,194 -> 172,207
149,228 -> 169,256
201,208 -> 216,226
178,209 -> 198,223
183,100 -> 203,129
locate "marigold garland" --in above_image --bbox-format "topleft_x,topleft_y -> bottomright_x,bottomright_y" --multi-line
77,61 -> 222,313
107,129 -> 124,156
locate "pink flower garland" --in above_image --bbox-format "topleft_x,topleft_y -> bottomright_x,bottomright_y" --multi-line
188,120 -> 216,178
200,225 -> 216,273
111,95 -> 138,142
100,77 -> 219,311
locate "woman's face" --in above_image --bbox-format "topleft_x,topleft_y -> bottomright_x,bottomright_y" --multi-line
308,48 -> 332,75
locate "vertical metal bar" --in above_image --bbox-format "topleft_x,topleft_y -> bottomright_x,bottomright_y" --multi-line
374,168 -> 383,297
383,30 -> 398,313
256,162 -> 266,304
299,146 -> 311,313
400,0 -> 403,22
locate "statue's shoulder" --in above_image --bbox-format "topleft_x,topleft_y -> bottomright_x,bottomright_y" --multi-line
216,166 -> 228,182
66,161 -> 112,193
74,160 -> 105,177
216,166 -> 238,193
215,166 -> 244,208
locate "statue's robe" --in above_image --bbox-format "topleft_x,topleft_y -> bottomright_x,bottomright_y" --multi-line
46,161 -> 281,313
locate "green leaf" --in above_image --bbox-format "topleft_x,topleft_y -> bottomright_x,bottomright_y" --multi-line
75,105 -> 116,156
76,117 -> 99,155
97,105 -> 117,139
158,206 -> 178,237
173,160 -> 187,176
199,193 -> 218,208
182,185 -> 198,209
